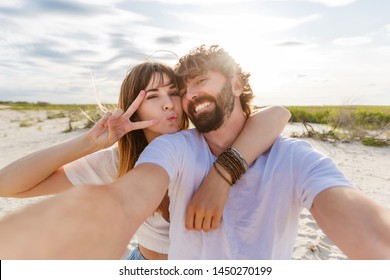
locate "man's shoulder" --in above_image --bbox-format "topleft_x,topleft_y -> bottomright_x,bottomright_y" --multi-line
273,136 -> 313,150
267,136 -> 316,159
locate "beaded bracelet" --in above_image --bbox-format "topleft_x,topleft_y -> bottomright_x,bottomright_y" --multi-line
215,147 -> 248,186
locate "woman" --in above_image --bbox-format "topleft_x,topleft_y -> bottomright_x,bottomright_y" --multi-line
0,62 -> 290,259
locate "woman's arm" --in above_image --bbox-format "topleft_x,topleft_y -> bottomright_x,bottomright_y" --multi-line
185,106 -> 291,230
0,92 -> 156,198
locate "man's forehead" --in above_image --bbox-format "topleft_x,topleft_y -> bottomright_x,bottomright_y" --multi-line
186,71 -> 209,83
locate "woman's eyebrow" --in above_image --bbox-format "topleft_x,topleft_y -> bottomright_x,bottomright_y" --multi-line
145,88 -> 158,93
146,83 -> 175,93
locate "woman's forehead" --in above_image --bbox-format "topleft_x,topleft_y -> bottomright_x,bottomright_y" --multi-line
146,72 -> 173,89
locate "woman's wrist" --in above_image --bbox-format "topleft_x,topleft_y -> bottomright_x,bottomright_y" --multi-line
77,132 -> 101,155
214,147 -> 249,186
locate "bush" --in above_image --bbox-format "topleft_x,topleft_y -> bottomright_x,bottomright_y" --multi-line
361,138 -> 389,147
355,111 -> 390,129
284,106 -> 390,145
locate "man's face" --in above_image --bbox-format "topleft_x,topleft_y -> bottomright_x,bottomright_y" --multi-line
181,70 -> 234,133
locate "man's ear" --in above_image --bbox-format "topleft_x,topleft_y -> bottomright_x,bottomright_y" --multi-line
232,75 -> 244,97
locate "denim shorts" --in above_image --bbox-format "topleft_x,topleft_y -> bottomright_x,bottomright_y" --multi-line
126,246 -> 146,260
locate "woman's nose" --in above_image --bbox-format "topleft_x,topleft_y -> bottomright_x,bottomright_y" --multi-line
163,97 -> 174,111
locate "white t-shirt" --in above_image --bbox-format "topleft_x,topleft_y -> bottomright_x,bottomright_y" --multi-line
63,147 -> 170,254
136,129 -> 353,259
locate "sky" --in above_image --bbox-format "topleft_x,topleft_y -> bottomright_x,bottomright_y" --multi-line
0,0 -> 389,106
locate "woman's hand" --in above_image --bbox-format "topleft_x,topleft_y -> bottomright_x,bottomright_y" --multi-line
186,106 -> 291,231
87,91 -> 158,150
185,166 -> 230,231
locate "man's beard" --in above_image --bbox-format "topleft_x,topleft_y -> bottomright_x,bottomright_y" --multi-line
187,82 -> 235,133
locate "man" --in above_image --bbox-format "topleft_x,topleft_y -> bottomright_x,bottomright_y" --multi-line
136,45 -> 390,259
0,45 -> 389,259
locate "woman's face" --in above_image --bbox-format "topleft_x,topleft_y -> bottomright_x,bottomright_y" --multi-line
136,72 -> 183,142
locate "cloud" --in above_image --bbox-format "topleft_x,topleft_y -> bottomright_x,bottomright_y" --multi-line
137,0 -> 356,7
0,1 -> 153,63
1,0 -> 114,17
156,36 -> 181,45
380,24 -> 390,36
28,43 -> 70,60
275,41 -> 309,47
129,0 -> 255,4
0,0 -> 24,9
171,12 -> 321,35
332,36 -> 373,46
33,0 -> 102,15
0,0 -> 179,104
0,0 -> 388,106
296,0 -> 356,7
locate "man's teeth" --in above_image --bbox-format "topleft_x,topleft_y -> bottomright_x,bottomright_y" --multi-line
194,102 -> 210,113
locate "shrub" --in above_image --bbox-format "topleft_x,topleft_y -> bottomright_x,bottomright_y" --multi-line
361,137 -> 389,147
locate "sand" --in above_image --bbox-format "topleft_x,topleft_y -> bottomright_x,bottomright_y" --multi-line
0,108 -> 389,259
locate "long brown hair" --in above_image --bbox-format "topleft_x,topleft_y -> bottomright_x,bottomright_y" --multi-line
117,62 -> 189,216
117,62 -> 188,177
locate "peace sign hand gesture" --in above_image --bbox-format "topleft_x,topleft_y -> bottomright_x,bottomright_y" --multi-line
86,91 -> 158,151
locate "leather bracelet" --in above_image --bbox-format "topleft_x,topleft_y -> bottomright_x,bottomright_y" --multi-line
216,147 -> 248,185
213,162 -> 232,186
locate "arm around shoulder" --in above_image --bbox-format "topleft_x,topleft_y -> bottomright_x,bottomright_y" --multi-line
185,106 -> 291,231
232,105 -> 291,163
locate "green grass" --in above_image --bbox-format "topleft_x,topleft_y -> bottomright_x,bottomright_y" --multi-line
254,105 -> 390,147
281,106 -> 390,129
3,101 -> 390,146
0,100 -> 107,112
361,137 -> 389,147
1,101 -> 110,132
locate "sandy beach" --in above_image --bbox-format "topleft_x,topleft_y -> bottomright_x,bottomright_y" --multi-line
0,108 -> 389,259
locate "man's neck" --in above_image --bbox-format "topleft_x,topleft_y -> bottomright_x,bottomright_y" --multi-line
202,103 -> 246,156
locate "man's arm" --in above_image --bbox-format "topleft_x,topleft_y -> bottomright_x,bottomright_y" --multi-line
186,106 -> 291,230
310,186 -> 390,259
0,163 -> 168,260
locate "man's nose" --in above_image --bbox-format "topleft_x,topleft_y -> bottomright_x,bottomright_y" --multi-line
184,86 -> 198,101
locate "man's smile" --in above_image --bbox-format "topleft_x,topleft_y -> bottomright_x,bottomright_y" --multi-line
194,102 -> 211,113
